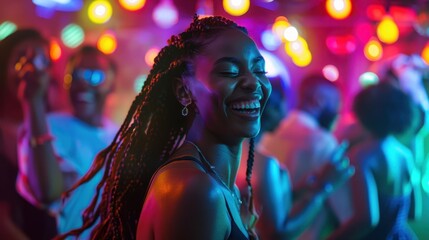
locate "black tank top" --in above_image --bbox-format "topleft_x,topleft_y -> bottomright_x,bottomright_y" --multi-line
165,155 -> 249,240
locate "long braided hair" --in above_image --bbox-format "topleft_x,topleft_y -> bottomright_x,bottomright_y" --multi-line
58,15 -> 257,239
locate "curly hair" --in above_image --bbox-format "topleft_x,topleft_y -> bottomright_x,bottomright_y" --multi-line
353,82 -> 414,138
58,15 -> 255,240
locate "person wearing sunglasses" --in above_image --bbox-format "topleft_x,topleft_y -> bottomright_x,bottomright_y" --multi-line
16,45 -> 118,238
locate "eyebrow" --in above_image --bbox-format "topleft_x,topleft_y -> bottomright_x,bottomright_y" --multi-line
214,55 -> 265,65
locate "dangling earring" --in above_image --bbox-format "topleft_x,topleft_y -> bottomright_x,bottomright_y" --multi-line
182,101 -> 191,116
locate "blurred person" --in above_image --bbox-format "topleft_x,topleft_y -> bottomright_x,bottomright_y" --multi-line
236,77 -> 354,239
0,29 -> 57,240
16,45 -> 118,239
58,15 -> 271,239
258,73 -> 348,239
328,82 -> 422,239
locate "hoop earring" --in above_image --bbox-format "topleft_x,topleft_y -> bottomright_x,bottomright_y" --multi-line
182,102 -> 190,116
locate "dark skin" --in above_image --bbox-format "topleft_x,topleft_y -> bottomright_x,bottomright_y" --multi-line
0,38 -> 50,240
137,28 -> 271,239
18,50 -> 115,204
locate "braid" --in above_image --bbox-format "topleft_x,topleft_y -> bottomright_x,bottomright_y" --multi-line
57,15 -> 247,240
246,137 -> 255,187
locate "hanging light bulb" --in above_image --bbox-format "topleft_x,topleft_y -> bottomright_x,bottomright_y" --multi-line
88,0 -> 112,24
326,0 -> 352,20
377,15 -> 399,44
119,0 -> 146,11
97,31 -> 117,54
364,38 -> 383,61
152,0 -> 178,28
223,0 -> 250,16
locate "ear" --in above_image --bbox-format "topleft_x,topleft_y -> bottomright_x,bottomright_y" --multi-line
173,77 -> 192,106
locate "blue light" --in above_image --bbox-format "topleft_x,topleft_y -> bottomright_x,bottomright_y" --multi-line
32,0 -> 83,12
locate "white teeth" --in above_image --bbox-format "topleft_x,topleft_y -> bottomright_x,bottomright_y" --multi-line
231,100 -> 261,110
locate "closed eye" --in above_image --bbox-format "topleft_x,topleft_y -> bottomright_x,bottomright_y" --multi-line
219,72 -> 239,77
254,71 -> 268,76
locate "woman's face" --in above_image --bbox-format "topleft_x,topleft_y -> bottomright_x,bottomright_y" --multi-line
187,29 -> 271,142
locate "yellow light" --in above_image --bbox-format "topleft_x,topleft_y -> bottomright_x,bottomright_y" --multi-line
284,36 -> 309,57
376,15 -> 399,44
283,25 -> 299,42
119,0 -> 146,11
50,39 -> 62,61
326,0 -> 352,20
97,32 -> 117,54
364,38 -> 383,61
88,0 -> 112,24
223,0 -> 250,16
272,18 -> 290,40
292,49 -> 312,67
421,42 -> 429,64
145,48 -> 160,66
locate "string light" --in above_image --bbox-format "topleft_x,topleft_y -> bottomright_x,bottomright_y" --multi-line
50,39 -> 62,61
152,0 -> 178,28
377,15 -> 399,44
326,0 -> 352,19
88,0 -> 112,24
364,38 -> 383,61
119,0 -> 146,11
223,0 -> 250,16
97,31 -> 117,54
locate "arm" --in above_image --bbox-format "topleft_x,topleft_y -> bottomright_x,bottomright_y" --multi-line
137,161 -> 231,240
408,167 -> 422,220
253,154 -> 353,240
327,151 -> 379,240
18,66 -> 65,204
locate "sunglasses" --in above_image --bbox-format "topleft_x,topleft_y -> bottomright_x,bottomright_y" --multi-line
72,68 -> 106,86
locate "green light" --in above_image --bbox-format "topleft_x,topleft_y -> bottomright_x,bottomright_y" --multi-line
359,72 -> 379,88
134,74 -> 147,93
0,21 -> 17,40
61,23 -> 84,48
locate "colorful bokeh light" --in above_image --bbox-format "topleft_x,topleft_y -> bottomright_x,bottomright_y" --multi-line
119,0 -> 146,11
61,23 -> 84,48
50,39 -> 62,61
223,0 -> 250,16
0,21 -> 17,40
97,31 -> 117,54
326,0 -> 352,20
377,15 -> 399,44
88,0 -> 112,24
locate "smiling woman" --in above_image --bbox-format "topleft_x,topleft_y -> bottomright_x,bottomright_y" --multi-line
58,15 -> 271,240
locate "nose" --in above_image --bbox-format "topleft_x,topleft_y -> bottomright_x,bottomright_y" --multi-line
240,71 -> 262,92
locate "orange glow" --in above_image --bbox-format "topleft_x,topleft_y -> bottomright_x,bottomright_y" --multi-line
50,39 -> 62,61
223,0 -> 250,16
97,32 -> 117,55
377,15 -> 399,44
364,38 -> 383,61
422,43 -> 429,64
145,48 -> 159,66
272,18 -> 290,40
119,0 -> 146,11
326,0 -> 352,20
